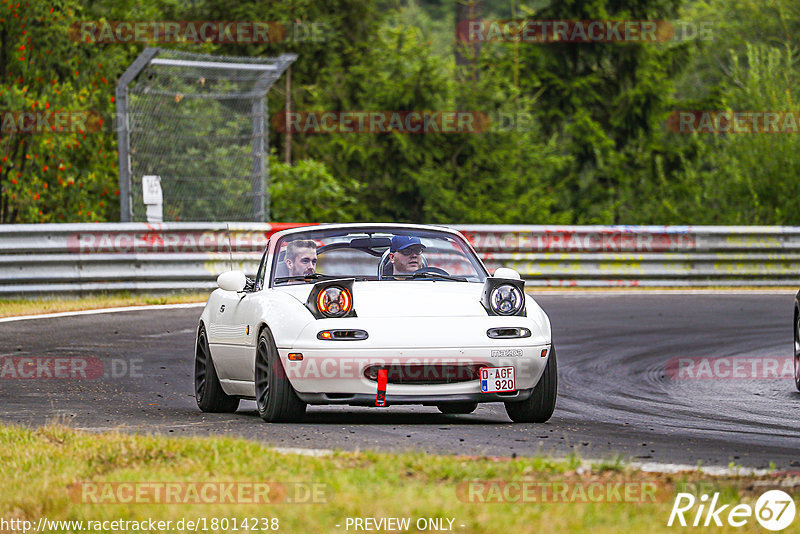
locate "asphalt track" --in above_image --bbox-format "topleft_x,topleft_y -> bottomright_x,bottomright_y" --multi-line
1,293 -> 798,470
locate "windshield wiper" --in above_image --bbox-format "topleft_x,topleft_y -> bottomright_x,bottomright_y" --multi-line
274,273 -> 336,284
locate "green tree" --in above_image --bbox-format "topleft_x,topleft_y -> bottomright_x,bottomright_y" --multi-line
269,155 -> 359,222
0,0 -> 159,223
297,16 -> 573,223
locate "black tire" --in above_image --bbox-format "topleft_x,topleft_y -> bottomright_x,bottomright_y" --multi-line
255,327 -> 307,422
504,345 -> 558,423
437,402 -> 478,415
794,307 -> 800,392
195,325 -> 239,413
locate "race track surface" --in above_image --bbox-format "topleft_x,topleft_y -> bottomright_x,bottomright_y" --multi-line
1,293 -> 798,469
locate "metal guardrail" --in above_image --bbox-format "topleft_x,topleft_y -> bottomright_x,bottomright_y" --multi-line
0,223 -> 798,294
455,225 -> 800,287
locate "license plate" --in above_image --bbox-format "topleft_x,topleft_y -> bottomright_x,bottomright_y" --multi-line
480,367 -> 515,393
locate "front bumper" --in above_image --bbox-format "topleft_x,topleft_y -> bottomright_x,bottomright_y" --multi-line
280,345 -> 549,399
279,316 -> 550,401
296,388 -> 534,406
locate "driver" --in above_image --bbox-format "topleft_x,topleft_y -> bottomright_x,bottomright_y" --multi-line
389,236 -> 426,275
285,239 -> 317,277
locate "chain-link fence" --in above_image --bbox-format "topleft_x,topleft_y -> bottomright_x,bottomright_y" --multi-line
116,48 -> 296,222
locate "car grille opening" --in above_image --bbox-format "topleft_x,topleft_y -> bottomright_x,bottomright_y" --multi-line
363,364 -> 483,385
487,327 -> 531,339
317,329 -> 368,341
325,393 -> 354,399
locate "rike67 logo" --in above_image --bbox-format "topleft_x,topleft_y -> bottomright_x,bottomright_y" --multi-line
668,490 -> 796,531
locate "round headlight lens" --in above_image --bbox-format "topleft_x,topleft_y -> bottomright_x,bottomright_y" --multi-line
316,286 -> 352,317
490,285 -> 523,316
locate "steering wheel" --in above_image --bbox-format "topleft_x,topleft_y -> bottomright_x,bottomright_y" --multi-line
412,266 -> 450,276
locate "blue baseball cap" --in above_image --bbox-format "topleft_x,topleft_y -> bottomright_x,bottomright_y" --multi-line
390,235 -> 426,252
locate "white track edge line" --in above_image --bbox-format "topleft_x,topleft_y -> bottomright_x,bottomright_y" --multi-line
263,447 -> 776,476
0,302 -> 205,323
526,289 -> 797,296
609,460 -> 773,477
272,447 -> 335,457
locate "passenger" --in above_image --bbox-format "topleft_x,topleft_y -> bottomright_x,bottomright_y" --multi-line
285,240 -> 317,277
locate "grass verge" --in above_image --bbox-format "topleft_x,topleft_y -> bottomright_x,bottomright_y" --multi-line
0,292 -> 209,318
0,425 -> 796,533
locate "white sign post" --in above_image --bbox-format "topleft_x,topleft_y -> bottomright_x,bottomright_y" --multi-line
142,175 -> 163,223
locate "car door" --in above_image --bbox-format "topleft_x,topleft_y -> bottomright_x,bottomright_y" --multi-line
207,289 -> 250,381
213,248 -> 271,381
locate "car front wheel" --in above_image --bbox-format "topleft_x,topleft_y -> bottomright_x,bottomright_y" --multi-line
195,325 -> 240,413
255,327 -> 307,422
504,345 -> 558,423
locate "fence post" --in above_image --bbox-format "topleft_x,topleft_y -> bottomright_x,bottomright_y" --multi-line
116,47 -> 161,222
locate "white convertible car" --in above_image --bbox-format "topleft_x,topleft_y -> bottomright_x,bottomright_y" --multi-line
195,223 -> 556,423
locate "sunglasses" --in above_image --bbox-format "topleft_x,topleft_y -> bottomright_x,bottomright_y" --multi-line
397,246 -> 424,256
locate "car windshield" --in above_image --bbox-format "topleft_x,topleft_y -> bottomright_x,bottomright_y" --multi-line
271,227 -> 487,286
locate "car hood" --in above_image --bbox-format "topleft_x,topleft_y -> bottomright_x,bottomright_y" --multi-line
275,280 -> 490,318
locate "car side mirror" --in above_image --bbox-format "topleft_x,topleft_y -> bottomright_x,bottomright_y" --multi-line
217,270 -> 247,292
493,267 -> 521,280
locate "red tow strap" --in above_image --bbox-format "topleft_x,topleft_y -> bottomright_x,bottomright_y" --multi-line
376,369 -> 387,407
